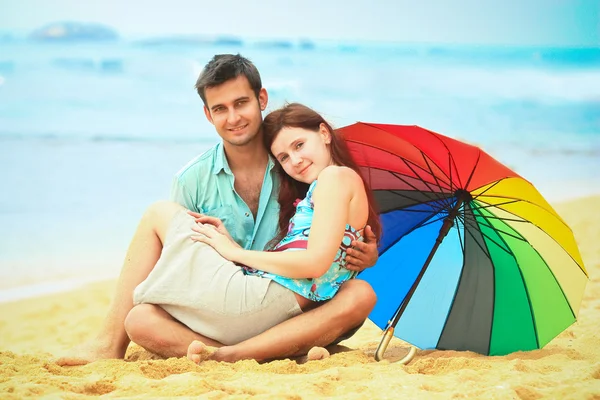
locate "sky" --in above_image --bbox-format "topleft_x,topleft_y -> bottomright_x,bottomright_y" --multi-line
0,0 -> 599,46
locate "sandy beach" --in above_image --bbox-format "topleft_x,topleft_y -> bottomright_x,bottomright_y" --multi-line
1,195 -> 599,399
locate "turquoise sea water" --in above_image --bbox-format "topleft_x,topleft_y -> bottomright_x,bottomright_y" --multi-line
1,39 -> 599,299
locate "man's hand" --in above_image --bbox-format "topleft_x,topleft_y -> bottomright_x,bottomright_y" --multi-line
187,211 -> 235,243
345,225 -> 379,272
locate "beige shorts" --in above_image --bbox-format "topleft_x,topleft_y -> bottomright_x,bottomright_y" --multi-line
133,209 -> 302,345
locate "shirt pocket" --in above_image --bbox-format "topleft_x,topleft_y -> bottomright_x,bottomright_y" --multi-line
202,205 -> 244,247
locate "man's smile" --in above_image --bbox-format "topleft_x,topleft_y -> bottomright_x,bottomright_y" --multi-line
228,124 -> 248,132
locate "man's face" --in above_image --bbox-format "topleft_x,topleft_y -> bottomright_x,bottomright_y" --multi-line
203,75 -> 268,148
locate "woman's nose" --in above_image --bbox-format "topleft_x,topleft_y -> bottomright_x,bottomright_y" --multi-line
290,153 -> 302,165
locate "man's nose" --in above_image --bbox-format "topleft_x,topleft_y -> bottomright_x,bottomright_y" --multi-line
227,109 -> 241,124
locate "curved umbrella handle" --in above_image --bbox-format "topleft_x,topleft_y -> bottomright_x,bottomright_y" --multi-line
375,326 -> 417,364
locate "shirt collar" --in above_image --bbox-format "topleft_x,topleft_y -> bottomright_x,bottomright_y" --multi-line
212,142 -> 277,176
212,142 -> 232,175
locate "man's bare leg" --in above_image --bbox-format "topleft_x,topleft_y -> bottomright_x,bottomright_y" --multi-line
124,303 -> 223,358
56,201 -> 184,366
187,279 -> 376,363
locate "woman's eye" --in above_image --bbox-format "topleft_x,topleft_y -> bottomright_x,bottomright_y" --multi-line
296,142 -> 303,149
280,155 -> 288,163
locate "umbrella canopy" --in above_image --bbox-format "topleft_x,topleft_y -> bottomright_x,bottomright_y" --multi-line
339,122 -> 588,359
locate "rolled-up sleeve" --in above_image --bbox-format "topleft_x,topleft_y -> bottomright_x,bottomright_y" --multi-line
170,176 -> 198,212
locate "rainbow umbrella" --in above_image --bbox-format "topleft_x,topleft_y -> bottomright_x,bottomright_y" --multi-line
339,123 -> 588,361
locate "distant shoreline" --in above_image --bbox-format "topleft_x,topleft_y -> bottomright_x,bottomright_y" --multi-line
1,194 -> 598,305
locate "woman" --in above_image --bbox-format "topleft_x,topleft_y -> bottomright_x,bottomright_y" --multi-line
132,103 -> 381,361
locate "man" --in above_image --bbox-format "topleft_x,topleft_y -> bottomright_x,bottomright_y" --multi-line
57,54 -> 378,365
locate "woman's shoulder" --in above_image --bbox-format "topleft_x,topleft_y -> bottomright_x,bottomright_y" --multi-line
317,165 -> 362,186
313,167 -> 364,200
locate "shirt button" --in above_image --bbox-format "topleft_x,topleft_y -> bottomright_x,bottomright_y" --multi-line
245,212 -> 250,217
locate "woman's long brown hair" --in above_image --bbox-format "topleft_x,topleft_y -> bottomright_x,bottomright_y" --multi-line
262,103 -> 381,247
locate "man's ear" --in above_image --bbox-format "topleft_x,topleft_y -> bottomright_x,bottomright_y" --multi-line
203,106 -> 213,124
258,88 -> 268,111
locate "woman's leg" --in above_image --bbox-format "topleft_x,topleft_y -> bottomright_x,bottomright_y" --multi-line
187,279 -> 377,363
56,201 -> 194,365
124,304 -> 222,358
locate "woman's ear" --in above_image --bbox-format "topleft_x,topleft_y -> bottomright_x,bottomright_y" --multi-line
319,123 -> 331,144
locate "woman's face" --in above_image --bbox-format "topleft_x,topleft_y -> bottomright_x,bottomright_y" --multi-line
270,124 -> 333,183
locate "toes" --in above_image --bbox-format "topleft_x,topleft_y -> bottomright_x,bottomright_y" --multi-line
186,340 -> 214,364
187,340 -> 204,356
55,357 -> 89,367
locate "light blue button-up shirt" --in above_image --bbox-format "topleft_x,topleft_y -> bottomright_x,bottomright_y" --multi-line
170,142 -> 280,251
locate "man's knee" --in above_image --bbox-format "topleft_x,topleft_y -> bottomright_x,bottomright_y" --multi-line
333,279 -> 377,319
124,304 -> 160,343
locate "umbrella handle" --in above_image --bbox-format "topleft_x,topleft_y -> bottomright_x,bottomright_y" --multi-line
375,327 -> 394,361
375,327 -> 417,364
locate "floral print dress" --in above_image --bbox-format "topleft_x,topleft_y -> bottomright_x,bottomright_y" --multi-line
242,180 -> 364,301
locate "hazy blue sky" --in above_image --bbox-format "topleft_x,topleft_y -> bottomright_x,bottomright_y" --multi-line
1,0 -> 598,46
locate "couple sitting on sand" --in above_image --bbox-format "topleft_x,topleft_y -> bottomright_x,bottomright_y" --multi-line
58,54 -> 381,365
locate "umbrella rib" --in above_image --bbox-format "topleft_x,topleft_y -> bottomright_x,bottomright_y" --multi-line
381,194 -> 457,215
435,223 -> 469,351
517,240 -> 578,321
350,124 -> 456,185
470,199 -> 522,212
461,150 -> 482,191
365,164 -> 453,208
369,173 -> 451,210
473,196 -> 565,228
379,212 -> 447,255
473,206 -> 541,350
481,195 -> 575,229
365,165 -> 451,198
387,170 -> 450,205
460,211 -> 527,244
420,154 -> 454,199
392,155 -> 453,202
470,178 -> 505,202
458,205 -> 492,258
403,156 -> 453,191
474,187 -> 574,231
462,205 -> 496,354
471,198 -> 580,245
461,218 -> 492,259
423,128 -> 464,190
472,201 -> 589,278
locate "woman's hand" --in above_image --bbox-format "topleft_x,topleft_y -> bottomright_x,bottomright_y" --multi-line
187,211 -> 236,243
344,225 -> 379,272
190,223 -> 241,261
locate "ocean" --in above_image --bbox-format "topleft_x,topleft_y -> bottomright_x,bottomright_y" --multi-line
1,39 -> 599,301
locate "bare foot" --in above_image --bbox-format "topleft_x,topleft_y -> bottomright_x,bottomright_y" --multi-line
307,346 -> 330,361
187,340 -> 217,364
55,340 -> 124,366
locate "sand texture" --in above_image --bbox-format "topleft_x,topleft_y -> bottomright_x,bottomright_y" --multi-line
1,196 -> 599,399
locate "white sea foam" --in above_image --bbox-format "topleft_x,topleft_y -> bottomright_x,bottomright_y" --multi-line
0,275 -> 112,303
